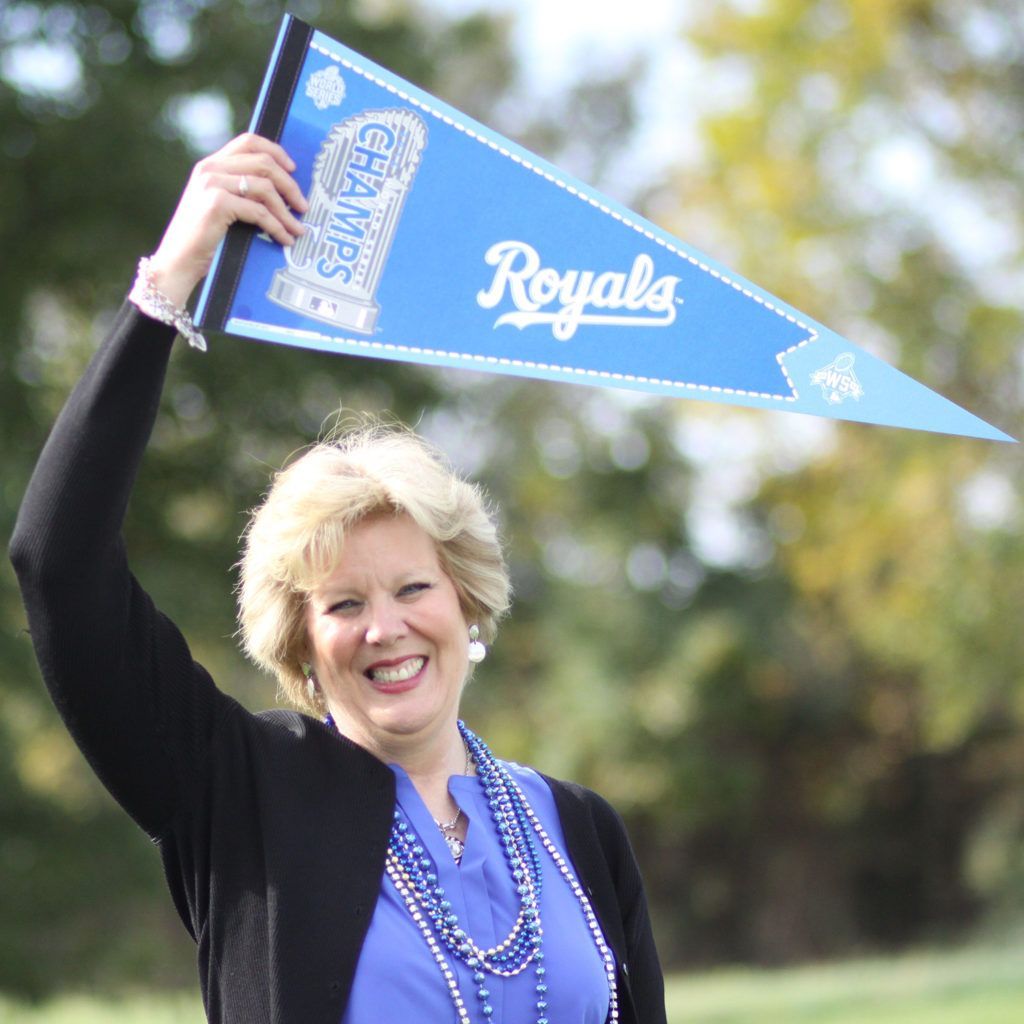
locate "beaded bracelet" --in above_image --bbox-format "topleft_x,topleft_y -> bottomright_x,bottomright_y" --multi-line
130,256 -> 207,352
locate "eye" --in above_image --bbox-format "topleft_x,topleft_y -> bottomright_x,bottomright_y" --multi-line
327,598 -> 362,615
398,581 -> 432,599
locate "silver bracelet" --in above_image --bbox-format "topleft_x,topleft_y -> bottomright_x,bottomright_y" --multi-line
131,256 -> 207,352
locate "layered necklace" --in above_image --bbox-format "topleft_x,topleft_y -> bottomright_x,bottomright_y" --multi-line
384,720 -> 619,1024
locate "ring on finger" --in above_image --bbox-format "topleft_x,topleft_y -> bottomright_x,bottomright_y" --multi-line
238,175 -> 250,198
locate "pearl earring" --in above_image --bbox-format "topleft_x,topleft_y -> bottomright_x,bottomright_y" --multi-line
467,625 -> 486,664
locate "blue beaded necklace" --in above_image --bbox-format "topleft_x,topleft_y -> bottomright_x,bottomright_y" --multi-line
384,721 -> 620,1024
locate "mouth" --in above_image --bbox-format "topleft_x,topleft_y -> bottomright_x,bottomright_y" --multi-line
365,656 -> 426,687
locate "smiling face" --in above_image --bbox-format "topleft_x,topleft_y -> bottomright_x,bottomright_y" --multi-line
303,511 -> 471,761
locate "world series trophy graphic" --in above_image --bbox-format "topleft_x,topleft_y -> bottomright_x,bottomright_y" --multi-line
268,107 -> 428,332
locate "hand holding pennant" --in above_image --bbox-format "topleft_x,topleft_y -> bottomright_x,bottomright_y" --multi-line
194,15 -> 1014,443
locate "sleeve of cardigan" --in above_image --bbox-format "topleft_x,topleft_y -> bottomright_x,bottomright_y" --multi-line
593,794 -> 667,1024
9,301 -> 229,840
619,836 -> 666,1024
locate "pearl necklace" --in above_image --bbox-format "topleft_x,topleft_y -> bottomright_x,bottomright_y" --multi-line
384,721 -> 619,1024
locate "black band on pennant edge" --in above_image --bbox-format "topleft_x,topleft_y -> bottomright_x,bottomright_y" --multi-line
197,17 -> 314,332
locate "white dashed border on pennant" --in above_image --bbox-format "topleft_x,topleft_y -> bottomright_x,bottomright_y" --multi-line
305,40 -> 817,402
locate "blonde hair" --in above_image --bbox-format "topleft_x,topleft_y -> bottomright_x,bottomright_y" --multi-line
237,420 -> 511,715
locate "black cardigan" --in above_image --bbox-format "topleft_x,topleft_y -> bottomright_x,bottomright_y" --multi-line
10,303 -> 666,1024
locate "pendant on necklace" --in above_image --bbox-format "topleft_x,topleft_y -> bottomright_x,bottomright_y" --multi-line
444,833 -> 465,863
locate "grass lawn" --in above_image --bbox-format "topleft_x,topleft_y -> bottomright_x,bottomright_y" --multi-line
0,994 -> 202,1024
665,942 -> 1024,1022
2,943 -> 1022,1022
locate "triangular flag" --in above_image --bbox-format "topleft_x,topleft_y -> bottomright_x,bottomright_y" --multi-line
195,15 -> 1013,443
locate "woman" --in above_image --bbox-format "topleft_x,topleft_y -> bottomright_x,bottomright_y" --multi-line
10,133 -> 665,1024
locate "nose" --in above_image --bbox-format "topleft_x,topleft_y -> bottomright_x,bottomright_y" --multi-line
364,597 -> 407,647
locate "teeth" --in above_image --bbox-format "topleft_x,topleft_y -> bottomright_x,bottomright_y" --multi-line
370,657 -> 424,684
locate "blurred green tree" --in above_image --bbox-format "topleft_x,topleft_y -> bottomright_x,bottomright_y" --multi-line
617,0 -> 1024,963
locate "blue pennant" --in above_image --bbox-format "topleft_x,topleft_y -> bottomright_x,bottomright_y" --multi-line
195,15 -> 1014,443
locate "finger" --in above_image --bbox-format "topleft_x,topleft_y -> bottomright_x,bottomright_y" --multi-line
228,173 -> 307,236
218,132 -> 297,173
188,166 -> 301,238
206,180 -> 299,247
234,153 -> 309,212
232,194 -> 302,248
206,151 -> 308,212
189,173 -> 299,247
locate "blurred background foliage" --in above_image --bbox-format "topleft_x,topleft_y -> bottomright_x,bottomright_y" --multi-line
2,0 -> 1022,1002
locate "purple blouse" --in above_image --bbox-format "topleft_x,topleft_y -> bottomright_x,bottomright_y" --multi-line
341,760 -> 612,1023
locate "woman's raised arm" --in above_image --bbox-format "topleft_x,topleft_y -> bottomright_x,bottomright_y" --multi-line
8,134 -> 307,838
